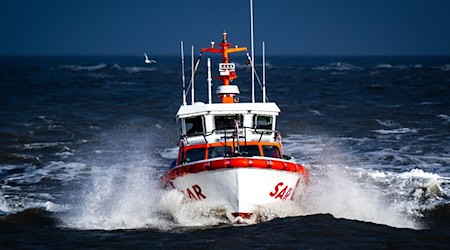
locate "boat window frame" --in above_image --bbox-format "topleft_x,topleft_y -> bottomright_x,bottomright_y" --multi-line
184,147 -> 206,163
207,146 -> 232,159
184,116 -> 205,136
239,145 -> 261,156
254,115 -> 274,130
262,145 -> 281,159
214,114 -> 243,131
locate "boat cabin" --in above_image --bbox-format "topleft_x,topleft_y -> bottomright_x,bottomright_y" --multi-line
177,102 -> 281,145
175,102 -> 283,165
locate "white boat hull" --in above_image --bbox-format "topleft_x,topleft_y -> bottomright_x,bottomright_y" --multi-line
169,168 -> 307,217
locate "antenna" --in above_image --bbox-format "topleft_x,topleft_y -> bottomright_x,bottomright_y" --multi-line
250,0 -> 255,103
262,41 -> 266,103
181,41 -> 186,105
191,45 -> 195,104
207,58 -> 212,104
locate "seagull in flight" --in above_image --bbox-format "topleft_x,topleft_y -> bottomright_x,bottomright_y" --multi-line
144,53 -> 157,64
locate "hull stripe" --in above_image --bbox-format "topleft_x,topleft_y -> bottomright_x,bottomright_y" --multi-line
161,157 -> 309,183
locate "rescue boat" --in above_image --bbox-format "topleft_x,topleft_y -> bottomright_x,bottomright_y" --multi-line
160,32 -> 309,223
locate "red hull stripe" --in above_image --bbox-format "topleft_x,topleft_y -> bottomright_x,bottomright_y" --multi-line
231,212 -> 252,219
161,157 -> 309,183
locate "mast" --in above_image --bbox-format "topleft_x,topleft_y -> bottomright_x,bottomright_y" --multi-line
201,32 -> 247,104
250,0 -> 255,103
191,45 -> 195,104
262,41 -> 266,103
181,41 -> 186,105
207,58 -> 212,104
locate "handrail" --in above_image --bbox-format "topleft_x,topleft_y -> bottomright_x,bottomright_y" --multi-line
182,127 -> 278,138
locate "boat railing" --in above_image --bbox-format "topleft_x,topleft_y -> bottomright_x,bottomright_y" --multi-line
182,126 -> 280,146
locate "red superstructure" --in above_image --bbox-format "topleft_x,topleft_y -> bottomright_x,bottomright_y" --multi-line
201,32 -> 247,103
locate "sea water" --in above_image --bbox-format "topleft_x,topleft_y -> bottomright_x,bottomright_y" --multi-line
0,55 -> 449,248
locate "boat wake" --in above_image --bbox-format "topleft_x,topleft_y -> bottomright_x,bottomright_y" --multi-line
283,133 -> 450,229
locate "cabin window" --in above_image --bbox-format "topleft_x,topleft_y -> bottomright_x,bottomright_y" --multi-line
262,145 -> 281,158
185,116 -> 204,135
214,114 -> 243,130
185,147 -> 205,163
254,115 -> 273,130
239,145 -> 260,156
208,146 -> 232,159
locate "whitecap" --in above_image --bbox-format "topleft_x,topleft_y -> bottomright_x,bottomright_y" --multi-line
437,114 -> 450,123
372,128 -> 418,134
110,63 -> 121,70
160,147 -> 178,159
399,168 -> 442,179
0,190 -> 11,213
23,142 -> 67,149
375,64 -> 393,69
314,62 -> 363,71
440,64 -> 450,71
367,170 -> 388,179
309,109 -> 324,116
124,66 -> 157,73
5,161 -> 88,185
59,64 -> 108,71
375,119 -> 400,128
394,65 -> 408,70
55,151 -> 75,159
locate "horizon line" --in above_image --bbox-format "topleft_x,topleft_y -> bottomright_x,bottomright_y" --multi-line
1,53 -> 450,57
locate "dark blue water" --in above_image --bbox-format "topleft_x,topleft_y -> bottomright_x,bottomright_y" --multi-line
1,55 -> 450,248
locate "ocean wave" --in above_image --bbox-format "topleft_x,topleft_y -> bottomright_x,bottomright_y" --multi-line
313,62 -> 364,71
375,64 -> 393,69
0,190 -> 10,214
160,147 -> 178,159
360,168 -> 448,218
124,66 -> 157,73
59,64 -> 108,71
4,161 -> 87,185
309,109 -> 324,116
375,64 -> 410,70
420,101 -> 440,105
398,168 -> 442,179
437,114 -> 450,123
22,142 -> 68,150
375,119 -> 400,128
372,128 -> 418,134
0,208 -> 58,227
0,152 -> 41,164
58,63 -> 157,74
440,64 -> 450,71
111,63 -> 121,70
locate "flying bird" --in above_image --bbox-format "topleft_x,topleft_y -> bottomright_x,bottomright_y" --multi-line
144,53 -> 157,64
